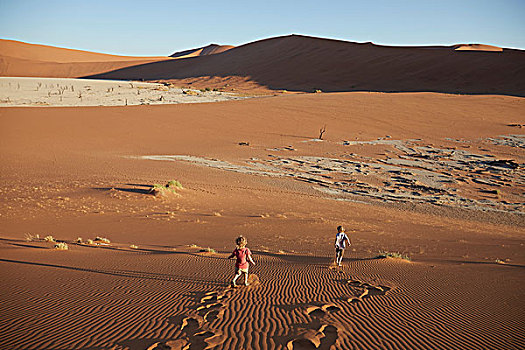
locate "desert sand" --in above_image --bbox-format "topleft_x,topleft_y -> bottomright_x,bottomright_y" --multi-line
0,36 -> 524,350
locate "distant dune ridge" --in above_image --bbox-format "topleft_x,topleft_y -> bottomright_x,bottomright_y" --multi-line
454,44 -> 503,52
0,39 -> 171,63
1,35 -> 524,96
170,44 -> 234,58
0,40 -> 230,79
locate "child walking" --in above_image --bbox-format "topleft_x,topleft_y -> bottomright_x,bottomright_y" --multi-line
228,235 -> 255,287
334,225 -> 351,267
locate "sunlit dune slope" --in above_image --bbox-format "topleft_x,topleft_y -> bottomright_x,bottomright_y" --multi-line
0,39 -> 171,62
170,44 -> 234,58
454,44 -> 503,52
0,39 -> 173,78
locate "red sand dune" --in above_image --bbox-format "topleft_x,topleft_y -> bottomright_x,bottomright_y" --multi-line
0,39 -> 231,79
0,39 -> 174,78
85,34 -> 525,96
170,44 -> 234,58
0,39 -> 171,63
2,35 -> 524,96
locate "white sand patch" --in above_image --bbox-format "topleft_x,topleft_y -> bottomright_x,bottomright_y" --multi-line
0,77 -> 250,107
134,145 -> 524,214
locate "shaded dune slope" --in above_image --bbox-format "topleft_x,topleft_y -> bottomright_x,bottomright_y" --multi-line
87,34 -> 525,96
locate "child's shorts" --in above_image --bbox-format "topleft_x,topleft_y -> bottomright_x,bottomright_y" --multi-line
235,267 -> 249,274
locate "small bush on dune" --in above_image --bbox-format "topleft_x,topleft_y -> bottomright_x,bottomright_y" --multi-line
86,239 -> 94,245
75,237 -> 83,244
167,180 -> 183,189
200,247 -> 216,253
150,180 -> 183,196
377,251 -> 411,261
130,244 -> 138,249
44,235 -> 55,242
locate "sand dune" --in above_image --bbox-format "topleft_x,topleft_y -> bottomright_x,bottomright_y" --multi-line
0,241 -> 523,349
0,39 -> 173,78
0,40 -> 230,79
2,35 -> 523,96
170,44 -> 234,58
0,39 -> 171,63
86,34 -> 525,96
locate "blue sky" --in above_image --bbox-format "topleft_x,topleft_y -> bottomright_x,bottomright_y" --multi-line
0,0 -> 524,56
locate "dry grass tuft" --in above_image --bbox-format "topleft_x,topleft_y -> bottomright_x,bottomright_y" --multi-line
377,251 -> 411,261
25,233 -> 40,241
94,236 -> 111,244
200,247 -> 216,253
44,235 -> 55,242
54,242 -> 69,250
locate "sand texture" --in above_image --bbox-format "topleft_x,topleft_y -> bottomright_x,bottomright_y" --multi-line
1,90 -> 524,349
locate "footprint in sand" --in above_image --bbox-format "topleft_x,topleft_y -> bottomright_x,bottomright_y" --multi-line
160,290 -> 234,349
160,278 -> 261,350
346,280 -> 392,303
306,303 -> 342,318
279,302 -> 341,349
286,324 -> 338,350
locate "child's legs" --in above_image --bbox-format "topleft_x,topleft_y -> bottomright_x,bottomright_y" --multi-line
233,267 -> 249,285
242,267 -> 249,284
336,248 -> 344,263
232,268 -> 242,284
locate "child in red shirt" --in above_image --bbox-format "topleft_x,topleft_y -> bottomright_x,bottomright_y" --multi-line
228,235 -> 255,287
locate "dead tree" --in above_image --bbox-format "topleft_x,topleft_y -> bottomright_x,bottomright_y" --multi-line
319,125 -> 327,140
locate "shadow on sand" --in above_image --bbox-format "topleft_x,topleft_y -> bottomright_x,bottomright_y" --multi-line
0,258 -> 226,286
